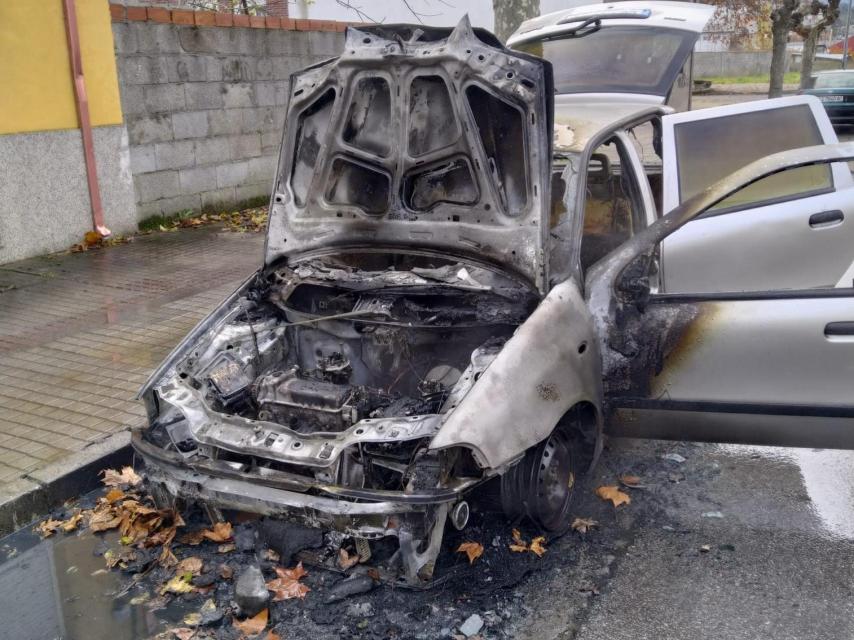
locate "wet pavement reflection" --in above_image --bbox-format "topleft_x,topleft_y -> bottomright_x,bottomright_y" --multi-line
0,508 -> 192,640
719,444 -> 854,540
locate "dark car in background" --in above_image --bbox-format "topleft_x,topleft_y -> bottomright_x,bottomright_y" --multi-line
804,70 -> 854,129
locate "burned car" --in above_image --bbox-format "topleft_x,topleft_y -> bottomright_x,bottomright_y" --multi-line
133,8 -> 854,587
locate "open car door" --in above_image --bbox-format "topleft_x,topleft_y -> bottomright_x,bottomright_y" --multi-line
587,142 -> 854,449
659,96 -> 854,293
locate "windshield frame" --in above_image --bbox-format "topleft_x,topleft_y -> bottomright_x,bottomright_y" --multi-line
512,25 -> 697,97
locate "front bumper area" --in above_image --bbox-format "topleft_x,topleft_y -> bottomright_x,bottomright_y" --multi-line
132,431 -> 466,584
132,431 -> 464,536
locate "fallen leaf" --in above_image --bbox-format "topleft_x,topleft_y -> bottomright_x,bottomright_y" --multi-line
619,474 -> 642,488
161,574 -> 194,595
104,547 -> 138,570
159,545 -> 178,568
571,518 -> 599,534
183,612 -> 202,627
83,230 -> 103,246
595,485 -> 631,508
509,528 -> 529,553
456,542 -> 484,565
35,518 -> 64,538
529,536 -> 547,558
217,543 -> 236,554
366,568 -> 381,582
60,511 -> 84,533
176,557 -> 203,576
265,562 -> 310,601
171,629 -> 196,640
337,547 -> 359,570
202,522 -> 233,543
101,466 -> 142,488
699,544 -> 711,553
219,564 -> 234,580
263,548 -> 281,563
265,632 -> 281,640
86,503 -> 122,532
233,608 -> 268,636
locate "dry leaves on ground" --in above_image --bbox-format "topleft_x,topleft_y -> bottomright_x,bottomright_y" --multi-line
70,232 -> 130,253
456,541 -> 485,565
337,547 -> 360,570
154,208 -> 269,235
619,474 -> 646,489
595,485 -> 631,508
233,608 -> 269,636
101,466 -> 142,488
35,518 -> 64,538
182,522 -> 233,545
529,536 -> 547,557
162,573 -> 195,595
35,509 -> 85,537
176,556 -> 204,576
508,529 -> 547,557
266,562 -> 310,601
571,517 -> 599,534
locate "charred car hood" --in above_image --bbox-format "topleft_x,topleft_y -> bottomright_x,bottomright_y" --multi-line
266,18 -> 554,292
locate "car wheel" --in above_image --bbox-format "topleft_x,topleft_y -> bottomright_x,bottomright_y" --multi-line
500,427 -> 577,533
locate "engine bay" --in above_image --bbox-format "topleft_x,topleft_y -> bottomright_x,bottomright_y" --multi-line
145,251 -> 539,494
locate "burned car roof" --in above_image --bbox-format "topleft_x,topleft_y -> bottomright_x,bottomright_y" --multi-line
265,18 -> 555,293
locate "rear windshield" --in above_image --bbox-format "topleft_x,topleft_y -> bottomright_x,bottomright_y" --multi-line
814,72 -> 854,89
513,26 -> 695,96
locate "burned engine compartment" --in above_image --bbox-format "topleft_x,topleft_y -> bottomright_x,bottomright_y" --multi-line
143,252 -> 538,497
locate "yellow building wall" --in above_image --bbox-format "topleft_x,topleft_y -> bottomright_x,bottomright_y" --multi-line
0,0 -> 123,135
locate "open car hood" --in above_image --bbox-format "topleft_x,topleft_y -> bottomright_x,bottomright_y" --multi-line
507,2 -> 714,105
265,18 -> 554,292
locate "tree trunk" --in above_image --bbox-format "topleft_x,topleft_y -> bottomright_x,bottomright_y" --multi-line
769,0 -> 800,98
493,0 -> 540,43
800,27 -> 820,88
769,18 -> 790,97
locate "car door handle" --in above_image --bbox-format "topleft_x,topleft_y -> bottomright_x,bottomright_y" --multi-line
809,210 -> 844,228
825,322 -> 854,340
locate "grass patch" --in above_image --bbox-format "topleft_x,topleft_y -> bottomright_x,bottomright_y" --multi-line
138,209 -> 196,233
698,71 -> 801,85
138,196 -> 270,233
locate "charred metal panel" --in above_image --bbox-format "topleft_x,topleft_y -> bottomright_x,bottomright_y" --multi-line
429,279 -> 602,468
586,142 -> 854,408
266,18 -> 554,292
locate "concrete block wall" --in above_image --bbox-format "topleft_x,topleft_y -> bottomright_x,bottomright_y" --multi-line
110,6 -> 346,220
694,51 -> 791,79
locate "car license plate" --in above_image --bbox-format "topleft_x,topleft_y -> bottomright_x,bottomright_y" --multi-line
820,95 -> 844,103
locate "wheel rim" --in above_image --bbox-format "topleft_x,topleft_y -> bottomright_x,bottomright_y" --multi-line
500,429 -> 576,532
532,430 -> 575,532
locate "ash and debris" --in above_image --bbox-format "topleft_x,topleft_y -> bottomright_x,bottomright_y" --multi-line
9,439 -> 712,640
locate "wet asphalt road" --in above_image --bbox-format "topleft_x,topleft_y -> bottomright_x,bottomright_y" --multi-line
4,438 -> 854,640
567,441 -> 854,640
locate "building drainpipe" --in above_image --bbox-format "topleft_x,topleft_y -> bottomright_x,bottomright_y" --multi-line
62,0 -> 111,238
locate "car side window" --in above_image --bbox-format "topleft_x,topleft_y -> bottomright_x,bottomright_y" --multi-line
626,119 -> 664,217
580,137 -> 645,272
674,104 -> 833,215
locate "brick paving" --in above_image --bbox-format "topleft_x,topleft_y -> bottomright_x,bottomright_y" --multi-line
0,227 -> 263,486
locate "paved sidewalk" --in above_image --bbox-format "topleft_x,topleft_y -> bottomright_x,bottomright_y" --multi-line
0,226 -> 263,490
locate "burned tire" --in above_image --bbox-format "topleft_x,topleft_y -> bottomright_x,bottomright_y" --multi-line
500,427 -> 577,533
